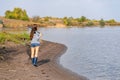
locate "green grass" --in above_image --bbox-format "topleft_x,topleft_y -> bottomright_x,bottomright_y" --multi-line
0,32 -> 30,44
0,32 -> 30,60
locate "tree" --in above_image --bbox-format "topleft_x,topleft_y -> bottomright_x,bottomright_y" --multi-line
63,17 -> 68,25
32,16 -> 40,22
20,10 -> 29,20
63,17 -> 72,26
99,18 -> 105,26
86,21 -> 94,26
5,8 -> 29,21
44,16 -> 49,21
106,19 -> 116,23
5,10 -> 14,19
67,17 -> 73,26
77,16 -> 87,22
0,20 -> 3,24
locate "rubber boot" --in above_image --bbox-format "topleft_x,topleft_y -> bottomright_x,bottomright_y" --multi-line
33,57 -> 38,67
31,58 -> 34,65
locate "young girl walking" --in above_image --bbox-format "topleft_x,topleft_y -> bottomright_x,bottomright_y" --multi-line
30,24 -> 42,67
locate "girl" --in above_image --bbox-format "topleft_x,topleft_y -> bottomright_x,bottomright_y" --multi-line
30,24 -> 42,67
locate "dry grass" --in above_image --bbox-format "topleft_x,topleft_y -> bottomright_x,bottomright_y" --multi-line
0,16 -> 40,28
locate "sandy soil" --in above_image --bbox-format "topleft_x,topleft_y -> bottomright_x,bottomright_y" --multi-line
0,41 -> 88,80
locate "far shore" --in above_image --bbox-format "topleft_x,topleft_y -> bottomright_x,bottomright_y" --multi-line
0,40 -> 88,80
1,16 -> 120,28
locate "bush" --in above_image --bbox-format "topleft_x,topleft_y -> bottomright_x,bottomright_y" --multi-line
106,19 -> 116,23
86,21 -> 94,26
0,20 -> 3,24
32,16 -> 40,22
77,16 -> 87,22
99,19 -> 105,26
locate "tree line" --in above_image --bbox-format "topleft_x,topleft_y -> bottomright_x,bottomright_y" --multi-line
3,7 -> 120,27
31,16 -> 119,27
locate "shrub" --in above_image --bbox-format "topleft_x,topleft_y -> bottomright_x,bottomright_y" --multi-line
86,21 -> 94,26
0,20 -> 3,24
106,19 -> 116,23
99,19 -> 105,26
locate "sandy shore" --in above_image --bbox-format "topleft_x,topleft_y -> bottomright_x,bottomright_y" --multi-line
0,40 -> 88,80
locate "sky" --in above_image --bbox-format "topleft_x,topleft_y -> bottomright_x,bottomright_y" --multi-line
0,0 -> 120,21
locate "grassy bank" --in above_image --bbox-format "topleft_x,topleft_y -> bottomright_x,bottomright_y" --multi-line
0,32 -> 30,44
0,32 -> 30,60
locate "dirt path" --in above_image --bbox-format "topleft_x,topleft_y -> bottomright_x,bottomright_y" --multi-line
0,41 -> 88,80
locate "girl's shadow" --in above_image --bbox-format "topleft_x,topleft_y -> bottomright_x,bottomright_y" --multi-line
37,59 -> 50,66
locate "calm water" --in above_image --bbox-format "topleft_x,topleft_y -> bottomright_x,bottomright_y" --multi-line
39,27 -> 120,80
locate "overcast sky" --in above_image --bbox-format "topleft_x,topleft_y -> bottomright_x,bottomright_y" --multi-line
0,0 -> 120,21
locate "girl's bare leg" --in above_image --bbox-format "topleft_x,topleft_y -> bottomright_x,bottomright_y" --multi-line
35,46 -> 39,57
31,47 -> 35,58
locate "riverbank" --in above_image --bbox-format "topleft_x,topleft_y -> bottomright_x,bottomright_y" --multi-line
0,40 -> 88,80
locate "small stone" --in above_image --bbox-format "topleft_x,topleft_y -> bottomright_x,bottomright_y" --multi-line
8,69 -> 16,72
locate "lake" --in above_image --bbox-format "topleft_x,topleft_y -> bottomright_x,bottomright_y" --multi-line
39,27 -> 120,80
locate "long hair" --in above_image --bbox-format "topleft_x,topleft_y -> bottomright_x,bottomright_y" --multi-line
30,25 -> 37,40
